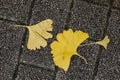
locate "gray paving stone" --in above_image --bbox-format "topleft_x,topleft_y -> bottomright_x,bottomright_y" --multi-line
30,0 -> 72,31
55,1 -> 108,80
84,0 -> 110,5
95,9 -> 120,80
16,64 -> 55,80
0,21 -> 25,80
113,0 -> 120,8
21,0 -> 72,70
21,46 -> 55,70
0,0 -> 32,23
55,45 -> 99,80
69,0 -> 109,40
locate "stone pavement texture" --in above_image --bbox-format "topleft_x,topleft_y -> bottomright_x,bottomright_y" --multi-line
0,0 -> 120,80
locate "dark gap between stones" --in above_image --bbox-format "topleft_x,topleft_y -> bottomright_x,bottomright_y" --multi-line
92,0 -> 113,80
64,0 -> 74,30
12,0 -> 36,80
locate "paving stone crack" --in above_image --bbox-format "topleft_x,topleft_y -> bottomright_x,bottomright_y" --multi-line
81,0 -> 109,7
20,62 -> 55,72
112,6 -> 120,10
12,0 -> 36,80
27,0 -> 36,24
52,0 -> 74,80
92,46 -> 103,80
103,0 -> 113,38
0,17 -> 27,25
12,29 -> 27,80
65,0 -> 74,30
53,66 -> 59,80
92,0 -> 113,80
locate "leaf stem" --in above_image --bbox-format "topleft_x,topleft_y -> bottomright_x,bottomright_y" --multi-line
14,24 -> 27,28
76,54 -> 88,64
80,42 -> 97,47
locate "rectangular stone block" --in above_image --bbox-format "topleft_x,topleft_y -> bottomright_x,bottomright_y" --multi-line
16,64 -> 55,80
95,9 -> 120,80
30,0 -> 72,31
56,45 -> 99,80
20,0 -> 72,71
69,0 -> 109,40
0,21 -> 25,80
0,0 -> 32,23
55,1 -> 109,80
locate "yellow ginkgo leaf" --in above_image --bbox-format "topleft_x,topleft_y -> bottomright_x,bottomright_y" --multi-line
96,35 -> 110,49
50,29 -> 89,71
25,19 -> 53,50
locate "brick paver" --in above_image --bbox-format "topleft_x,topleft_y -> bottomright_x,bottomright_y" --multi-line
20,0 -> 72,71
16,64 -> 55,80
0,0 -> 32,23
95,9 -> 120,80
0,0 -> 120,80
0,21 -> 25,80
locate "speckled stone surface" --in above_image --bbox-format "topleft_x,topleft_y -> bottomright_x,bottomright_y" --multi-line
55,0 -> 109,80
83,0 -> 110,5
30,0 -> 72,31
16,64 -> 55,80
95,9 -> 120,80
0,0 -> 32,23
113,0 -> 120,8
0,21 -> 25,80
55,45 -> 100,80
0,0 -> 120,80
20,0 -> 72,71
69,0 -> 109,40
